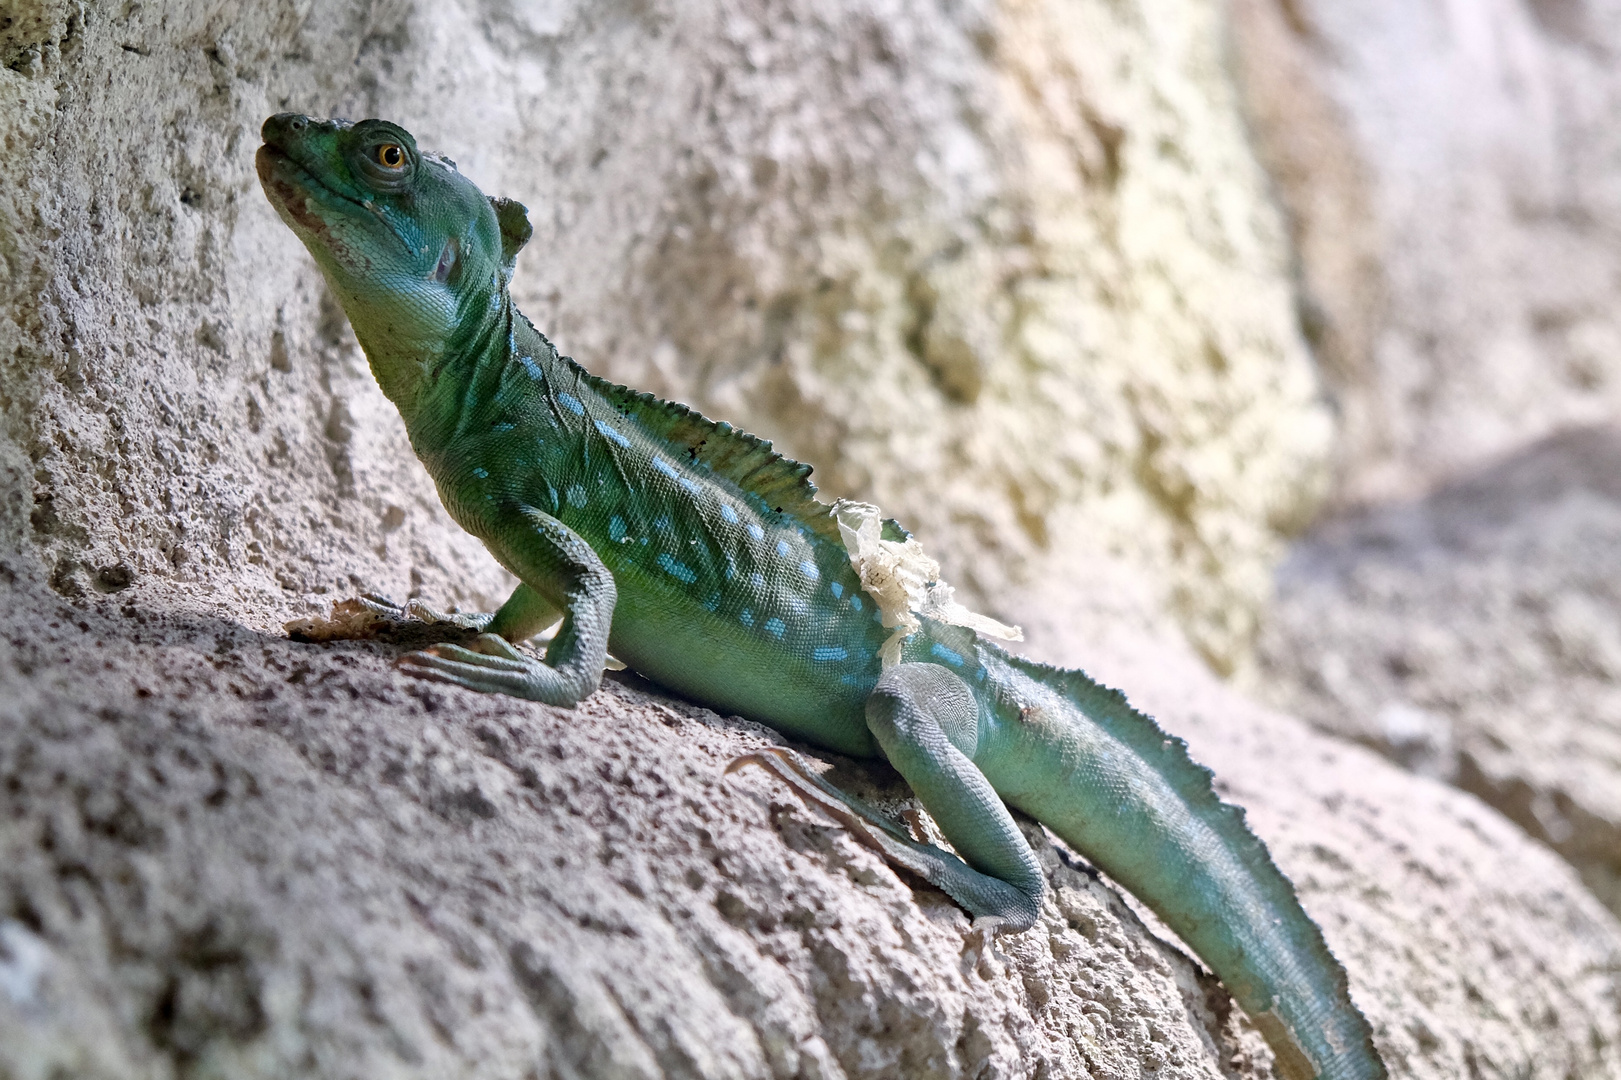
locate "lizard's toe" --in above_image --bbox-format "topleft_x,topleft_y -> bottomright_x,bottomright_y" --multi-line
398,646 -> 536,696
465,633 -> 527,662
403,599 -> 494,631
401,642 -> 530,672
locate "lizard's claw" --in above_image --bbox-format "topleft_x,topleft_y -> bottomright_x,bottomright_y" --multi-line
727,748 -> 931,860
398,634 -> 551,697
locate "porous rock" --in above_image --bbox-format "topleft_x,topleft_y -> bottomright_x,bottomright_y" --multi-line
1002,554 -> 1621,1080
1233,0 -> 1621,977
1257,426 -> 1621,918
0,0 -> 1329,674
0,579 -> 1271,1079
1231,0 -> 1621,507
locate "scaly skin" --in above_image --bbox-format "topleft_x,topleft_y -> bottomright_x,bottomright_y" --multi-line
256,113 -> 1385,1080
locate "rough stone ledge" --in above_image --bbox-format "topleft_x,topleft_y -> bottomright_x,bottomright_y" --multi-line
1,573 -> 1618,1079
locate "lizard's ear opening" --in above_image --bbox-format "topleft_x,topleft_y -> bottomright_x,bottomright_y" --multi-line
490,197 -> 533,281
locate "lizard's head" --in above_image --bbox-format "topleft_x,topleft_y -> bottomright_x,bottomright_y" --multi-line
256,113 -> 531,373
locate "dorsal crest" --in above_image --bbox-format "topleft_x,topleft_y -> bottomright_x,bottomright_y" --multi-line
539,339 -> 843,544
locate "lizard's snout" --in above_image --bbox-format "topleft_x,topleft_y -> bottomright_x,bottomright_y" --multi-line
260,112 -> 312,151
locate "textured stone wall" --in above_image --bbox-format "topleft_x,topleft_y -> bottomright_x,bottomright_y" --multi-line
1236,0 -> 1621,926
1232,0 -> 1621,508
0,0 -> 1329,673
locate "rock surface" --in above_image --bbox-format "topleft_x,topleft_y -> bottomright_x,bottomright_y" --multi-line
1258,426 -> 1621,917
3,562 -> 1619,1078
1233,0 -> 1621,928
1005,567 -> 1621,1080
1232,0 -> 1621,508
0,579 -> 1269,1080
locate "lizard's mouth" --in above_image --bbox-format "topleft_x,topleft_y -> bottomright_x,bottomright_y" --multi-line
256,143 -> 347,241
256,142 -> 410,261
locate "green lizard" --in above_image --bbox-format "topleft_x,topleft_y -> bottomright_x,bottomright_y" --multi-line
256,113 -> 1385,1080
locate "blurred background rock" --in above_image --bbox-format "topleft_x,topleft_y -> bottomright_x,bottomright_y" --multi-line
1233,0 -> 1621,923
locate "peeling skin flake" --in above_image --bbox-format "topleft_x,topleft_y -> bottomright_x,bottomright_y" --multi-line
832,499 -> 1022,667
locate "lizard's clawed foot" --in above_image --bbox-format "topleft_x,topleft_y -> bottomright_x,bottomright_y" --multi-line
728,746 -> 1042,933
727,748 -> 924,859
395,633 -> 600,706
398,633 -> 541,696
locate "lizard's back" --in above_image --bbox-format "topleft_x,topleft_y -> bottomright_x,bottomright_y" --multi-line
416,314 -> 891,755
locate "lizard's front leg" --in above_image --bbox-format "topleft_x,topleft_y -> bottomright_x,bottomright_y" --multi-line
733,662 -> 1045,931
398,507 -> 615,706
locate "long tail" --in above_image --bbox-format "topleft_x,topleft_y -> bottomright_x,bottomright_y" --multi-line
974,641 -> 1384,1080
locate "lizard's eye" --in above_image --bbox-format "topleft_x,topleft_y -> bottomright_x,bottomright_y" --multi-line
351,123 -> 417,190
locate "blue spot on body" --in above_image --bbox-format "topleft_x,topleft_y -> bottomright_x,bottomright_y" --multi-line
830,582 -> 843,599
518,356 -> 543,380
812,646 -> 848,662
850,595 -> 863,612
594,419 -> 631,448
654,516 -> 672,532
751,572 -> 766,590
558,392 -> 586,415
702,593 -> 720,612
800,560 -> 819,580
657,553 -> 697,584
776,539 -> 791,557
653,457 -> 679,481
765,617 -> 787,639
566,485 -> 588,507
679,477 -> 702,495
471,467 -> 488,479
740,609 -> 755,628
747,523 -> 765,541
609,516 -> 627,541
975,667 -> 988,683
930,642 -> 966,667
492,421 -> 516,433
720,504 -> 738,524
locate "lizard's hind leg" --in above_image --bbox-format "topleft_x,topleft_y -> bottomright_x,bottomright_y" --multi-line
731,662 -> 1045,931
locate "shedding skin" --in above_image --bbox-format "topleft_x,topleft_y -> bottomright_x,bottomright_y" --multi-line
257,113 -> 1385,1080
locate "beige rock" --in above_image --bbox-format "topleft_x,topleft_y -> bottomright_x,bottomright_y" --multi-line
1231,0 -> 1621,508
2,554 -> 1617,1078
1257,426 -> 1621,917
1233,0 -> 1621,940
1004,554 -> 1621,1080
2,579 -> 1278,1080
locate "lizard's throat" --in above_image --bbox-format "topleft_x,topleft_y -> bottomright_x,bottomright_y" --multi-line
352,287 -> 510,420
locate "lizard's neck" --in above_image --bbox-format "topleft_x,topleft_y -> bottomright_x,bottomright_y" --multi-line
350,278 -> 511,428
